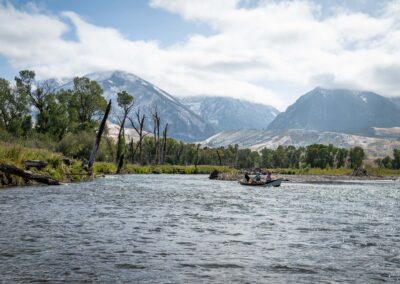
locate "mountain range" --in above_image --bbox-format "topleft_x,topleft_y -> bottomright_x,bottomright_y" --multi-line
268,87 -> 400,136
57,71 -> 214,141
53,70 -> 400,157
55,71 -> 278,141
201,128 -> 400,158
180,96 -> 279,132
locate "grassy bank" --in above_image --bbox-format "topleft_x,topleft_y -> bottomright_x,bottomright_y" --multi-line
272,166 -> 400,177
93,162 -> 237,175
0,143 -> 237,187
3,142 -> 400,188
0,143 -> 87,187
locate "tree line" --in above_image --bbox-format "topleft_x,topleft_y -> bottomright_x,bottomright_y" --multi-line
1,70 -> 369,170
375,149 -> 400,169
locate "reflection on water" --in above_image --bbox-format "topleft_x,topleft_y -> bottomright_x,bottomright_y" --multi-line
0,175 -> 399,283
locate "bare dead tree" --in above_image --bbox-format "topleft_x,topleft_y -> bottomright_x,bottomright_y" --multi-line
160,123 -> 169,164
128,108 -> 147,165
216,148 -> 222,166
195,144 -> 200,168
152,108 -> 161,165
88,100 -> 112,175
176,141 -> 184,164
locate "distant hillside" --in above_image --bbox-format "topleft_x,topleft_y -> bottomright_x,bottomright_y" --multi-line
180,96 -> 280,132
268,87 -> 400,136
57,71 -> 214,142
201,128 -> 400,158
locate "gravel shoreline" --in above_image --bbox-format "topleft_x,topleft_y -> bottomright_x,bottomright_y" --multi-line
215,172 -> 399,183
279,174 -> 399,183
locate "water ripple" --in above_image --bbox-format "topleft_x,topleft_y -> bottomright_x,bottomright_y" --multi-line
0,175 -> 399,283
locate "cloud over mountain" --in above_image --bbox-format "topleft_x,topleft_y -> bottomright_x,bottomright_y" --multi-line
1,1 -> 400,109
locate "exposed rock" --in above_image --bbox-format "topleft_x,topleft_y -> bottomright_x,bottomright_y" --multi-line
209,170 -> 219,179
350,167 -> 369,177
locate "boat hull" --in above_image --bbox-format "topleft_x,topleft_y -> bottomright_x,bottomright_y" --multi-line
239,178 -> 283,187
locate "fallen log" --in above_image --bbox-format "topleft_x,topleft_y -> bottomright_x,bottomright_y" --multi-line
0,162 -> 62,186
24,160 -> 48,170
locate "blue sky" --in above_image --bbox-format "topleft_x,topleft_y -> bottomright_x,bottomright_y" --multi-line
0,0 -> 399,109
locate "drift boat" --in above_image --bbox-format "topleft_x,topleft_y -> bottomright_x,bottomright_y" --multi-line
239,178 -> 283,187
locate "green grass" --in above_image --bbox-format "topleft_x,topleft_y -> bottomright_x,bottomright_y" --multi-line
94,163 -> 237,175
270,168 -> 352,175
0,143 -> 87,185
364,166 -> 400,177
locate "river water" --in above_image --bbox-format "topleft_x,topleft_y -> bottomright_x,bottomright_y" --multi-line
0,174 -> 399,283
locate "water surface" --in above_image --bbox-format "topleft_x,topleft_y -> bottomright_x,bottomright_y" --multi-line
1,175 -> 399,283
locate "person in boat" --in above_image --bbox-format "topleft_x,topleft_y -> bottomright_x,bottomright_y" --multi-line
255,171 -> 261,182
244,172 -> 250,183
266,171 -> 272,182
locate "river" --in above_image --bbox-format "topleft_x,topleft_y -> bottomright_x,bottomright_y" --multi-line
0,174 -> 399,283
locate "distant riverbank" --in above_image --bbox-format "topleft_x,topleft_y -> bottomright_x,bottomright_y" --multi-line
2,143 -> 400,188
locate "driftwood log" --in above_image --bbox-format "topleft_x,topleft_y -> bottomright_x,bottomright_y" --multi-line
24,160 -> 48,170
0,162 -> 62,186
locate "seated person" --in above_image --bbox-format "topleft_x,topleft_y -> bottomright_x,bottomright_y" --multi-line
266,171 -> 272,182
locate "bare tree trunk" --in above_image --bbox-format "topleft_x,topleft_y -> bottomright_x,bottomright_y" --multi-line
195,144 -> 200,168
176,142 -> 184,165
216,149 -> 222,166
116,154 -> 124,174
128,108 -> 146,165
116,114 -> 126,164
161,123 -> 169,164
88,100 -> 111,175
152,109 -> 161,165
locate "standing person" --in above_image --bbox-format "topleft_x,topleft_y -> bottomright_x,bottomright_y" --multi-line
244,172 -> 250,183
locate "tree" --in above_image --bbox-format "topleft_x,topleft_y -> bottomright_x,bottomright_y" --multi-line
349,146 -> 365,169
115,91 -> 134,171
382,156 -> 393,169
392,149 -> 400,169
128,108 -> 147,165
15,70 -> 57,133
69,77 -> 107,129
160,123 -> 169,164
0,77 -> 32,136
152,108 -> 161,164
336,148 -> 348,168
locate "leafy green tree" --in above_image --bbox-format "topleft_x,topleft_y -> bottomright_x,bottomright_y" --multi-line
69,77 -> 107,129
14,70 -> 58,133
115,91 -> 134,166
349,146 -> 365,169
260,147 -> 274,168
392,149 -> 400,169
382,156 -> 393,169
0,77 -> 32,136
336,148 -> 348,168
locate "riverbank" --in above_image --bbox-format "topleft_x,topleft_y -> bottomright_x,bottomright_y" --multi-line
2,143 -> 400,188
0,143 -> 237,187
0,143 -> 88,187
213,167 -> 400,183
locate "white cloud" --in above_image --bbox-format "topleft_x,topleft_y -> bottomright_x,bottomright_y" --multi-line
0,1 -> 400,110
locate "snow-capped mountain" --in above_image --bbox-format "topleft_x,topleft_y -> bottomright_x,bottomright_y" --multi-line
268,87 -> 400,136
57,71 -> 214,141
201,128 -> 400,158
180,96 -> 280,132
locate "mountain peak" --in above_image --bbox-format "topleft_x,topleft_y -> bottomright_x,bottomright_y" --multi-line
268,87 -> 400,135
85,70 -> 140,82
